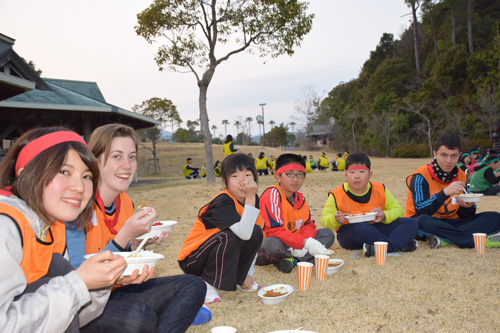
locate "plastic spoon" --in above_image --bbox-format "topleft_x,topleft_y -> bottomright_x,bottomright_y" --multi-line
131,237 -> 148,257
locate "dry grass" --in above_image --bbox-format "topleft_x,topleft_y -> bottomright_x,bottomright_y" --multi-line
127,144 -> 500,333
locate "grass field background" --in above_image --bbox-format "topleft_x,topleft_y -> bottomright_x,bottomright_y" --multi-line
128,143 -> 500,332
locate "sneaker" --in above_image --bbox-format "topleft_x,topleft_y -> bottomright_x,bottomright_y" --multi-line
276,257 -> 297,273
362,243 -> 375,257
192,304 -> 212,326
204,282 -> 221,304
486,234 -> 500,248
427,235 -> 448,249
400,239 -> 418,253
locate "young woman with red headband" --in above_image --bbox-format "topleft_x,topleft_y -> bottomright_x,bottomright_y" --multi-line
0,127 -> 127,332
65,123 -> 207,332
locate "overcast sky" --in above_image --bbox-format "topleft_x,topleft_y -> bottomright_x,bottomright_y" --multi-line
1,0 -> 413,138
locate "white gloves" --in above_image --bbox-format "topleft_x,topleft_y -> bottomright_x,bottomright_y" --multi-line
304,238 -> 333,256
288,247 -> 308,258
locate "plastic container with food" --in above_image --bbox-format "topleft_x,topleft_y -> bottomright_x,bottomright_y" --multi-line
84,251 -> 165,276
326,259 -> 344,274
258,284 -> 294,305
345,212 -> 377,223
136,221 -> 178,240
456,193 -> 483,202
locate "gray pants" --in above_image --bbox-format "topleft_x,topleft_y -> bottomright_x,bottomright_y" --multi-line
256,228 -> 335,265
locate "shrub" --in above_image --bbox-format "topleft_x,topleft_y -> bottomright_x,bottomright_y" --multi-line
392,144 -> 431,158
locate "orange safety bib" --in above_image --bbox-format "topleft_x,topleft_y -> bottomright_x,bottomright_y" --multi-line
329,182 -> 386,231
178,189 -> 264,261
0,202 -> 66,284
85,192 -> 135,254
261,185 -> 312,235
405,164 -> 466,219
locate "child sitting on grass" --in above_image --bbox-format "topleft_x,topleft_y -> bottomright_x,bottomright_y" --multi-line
178,153 -> 264,303
321,152 -> 419,257
470,155 -> 500,195
256,154 -> 335,273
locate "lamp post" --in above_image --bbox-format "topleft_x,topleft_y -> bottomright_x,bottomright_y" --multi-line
259,103 -> 266,146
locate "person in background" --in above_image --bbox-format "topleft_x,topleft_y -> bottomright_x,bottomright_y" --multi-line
183,158 -> 200,179
405,134 -> 500,249
321,152 -> 418,257
0,127 -> 127,332
256,154 -> 335,273
308,155 -> 317,170
468,148 -> 480,177
336,153 -> 346,171
247,153 -> 255,165
492,125 -> 500,152
200,163 -> 207,178
470,155 -> 500,195
318,152 -> 330,172
255,152 -> 270,176
331,154 -> 339,171
304,155 -> 312,173
214,160 -> 222,177
478,148 -> 489,164
223,135 -> 239,158
269,155 -> 276,175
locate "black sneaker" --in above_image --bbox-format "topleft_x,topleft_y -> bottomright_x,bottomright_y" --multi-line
400,239 -> 418,253
276,257 -> 296,273
362,243 -> 375,257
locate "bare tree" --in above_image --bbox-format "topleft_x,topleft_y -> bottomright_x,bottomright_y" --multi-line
442,103 -> 472,150
292,84 -> 319,137
422,0 -> 439,63
403,100 -> 442,157
476,87 -> 500,137
468,0 -> 475,54
348,111 -> 363,152
450,0 -> 456,47
406,0 -> 421,73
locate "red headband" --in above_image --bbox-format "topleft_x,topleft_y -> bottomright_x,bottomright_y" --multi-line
276,164 -> 306,175
15,131 -> 87,176
346,166 -> 370,172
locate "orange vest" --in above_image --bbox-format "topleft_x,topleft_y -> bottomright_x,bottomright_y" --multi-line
329,182 -> 386,231
0,202 -> 66,284
405,164 -> 466,219
178,190 -> 265,261
85,192 -> 135,254
262,185 -> 312,235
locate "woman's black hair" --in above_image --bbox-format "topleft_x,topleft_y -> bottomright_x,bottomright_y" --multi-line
220,153 -> 258,184
214,160 -> 220,169
225,135 -> 233,144
345,152 -> 371,170
275,153 -> 305,171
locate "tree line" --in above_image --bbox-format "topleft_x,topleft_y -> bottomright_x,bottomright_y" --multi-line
314,0 -> 500,158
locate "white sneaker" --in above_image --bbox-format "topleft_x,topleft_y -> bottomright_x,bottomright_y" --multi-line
204,282 -> 221,304
237,281 -> 261,292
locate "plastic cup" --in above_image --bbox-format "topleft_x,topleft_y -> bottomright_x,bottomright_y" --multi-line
314,255 -> 329,281
297,262 -> 313,290
374,241 -> 388,265
473,233 -> 486,254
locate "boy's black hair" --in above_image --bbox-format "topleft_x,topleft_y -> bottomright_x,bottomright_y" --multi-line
345,152 -> 371,170
485,155 -> 499,164
490,149 -> 497,155
434,134 -> 461,152
275,153 -> 305,172
302,155 -> 307,160
345,150 -> 350,154
337,153 -> 342,158
220,153 -> 258,184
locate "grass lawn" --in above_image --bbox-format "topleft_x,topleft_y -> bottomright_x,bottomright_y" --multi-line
128,143 -> 500,332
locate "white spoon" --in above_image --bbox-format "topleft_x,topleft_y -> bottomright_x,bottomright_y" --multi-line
131,237 -> 148,257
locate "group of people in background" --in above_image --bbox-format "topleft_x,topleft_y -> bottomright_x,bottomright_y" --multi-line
456,144 -> 500,196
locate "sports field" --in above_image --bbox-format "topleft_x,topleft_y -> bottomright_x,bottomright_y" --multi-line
127,143 -> 500,332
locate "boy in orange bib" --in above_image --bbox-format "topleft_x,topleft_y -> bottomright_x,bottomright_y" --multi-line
322,153 -> 418,257
256,154 -> 335,273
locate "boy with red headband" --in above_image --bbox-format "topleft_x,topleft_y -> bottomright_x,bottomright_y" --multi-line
256,154 -> 335,273
321,152 -> 418,257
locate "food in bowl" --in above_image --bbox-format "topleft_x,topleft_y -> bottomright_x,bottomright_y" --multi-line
84,251 -> 165,276
327,259 -> 344,274
345,212 -> 377,223
135,221 -> 178,240
457,193 -> 483,202
262,287 -> 288,297
328,261 -> 342,267
258,284 -> 294,305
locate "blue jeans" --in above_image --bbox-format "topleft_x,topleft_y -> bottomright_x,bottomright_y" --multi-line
80,275 -> 206,333
416,212 -> 500,248
337,218 -> 418,252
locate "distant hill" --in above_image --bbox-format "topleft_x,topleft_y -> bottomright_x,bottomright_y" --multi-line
160,130 -> 173,141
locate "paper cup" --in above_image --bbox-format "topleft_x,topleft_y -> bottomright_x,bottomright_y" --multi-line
314,255 -> 329,281
211,327 -> 237,333
473,233 -> 486,254
297,262 -> 313,291
374,241 -> 388,265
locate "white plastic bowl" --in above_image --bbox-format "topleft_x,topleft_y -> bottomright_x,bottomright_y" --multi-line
457,193 -> 483,202
135,221 -> 178,240
211,327 -> 237,333
326,259 -> 344,274
84,251 -> 165,276
258,284 -> 294,305
345,212 -> 377,223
